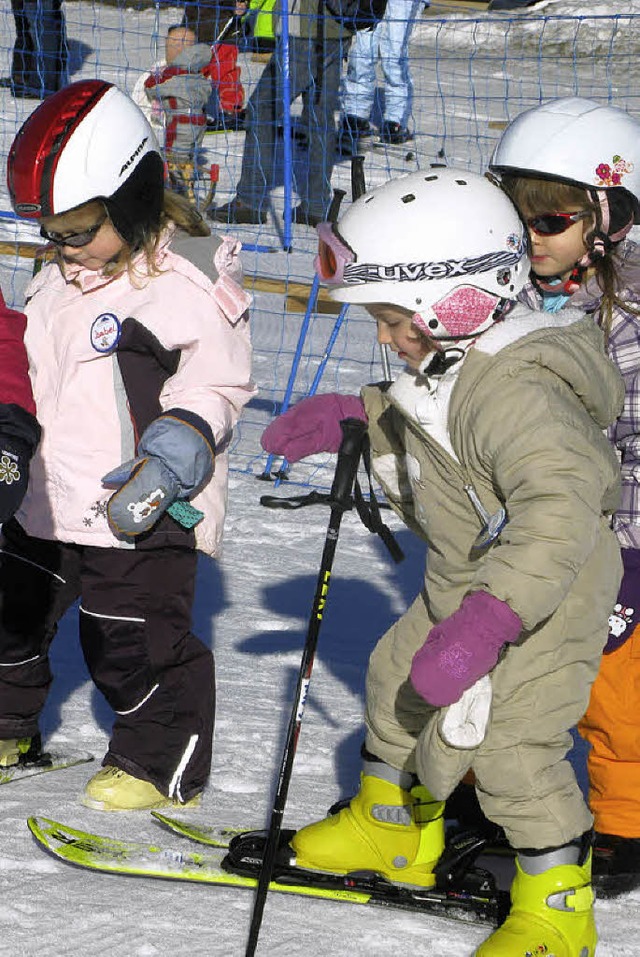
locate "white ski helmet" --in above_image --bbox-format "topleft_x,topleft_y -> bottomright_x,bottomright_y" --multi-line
8,79 -> 165,247
316,167 -> 529,341
490,97 -> 640,245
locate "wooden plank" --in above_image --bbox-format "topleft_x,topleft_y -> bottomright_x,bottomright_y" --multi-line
0,240 -> 43,260
248,275 -> 342,315
0,239 -> 341,315
427,0 -> 490,12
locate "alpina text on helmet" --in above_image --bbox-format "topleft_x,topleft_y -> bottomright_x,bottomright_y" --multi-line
119,137 -> 148,177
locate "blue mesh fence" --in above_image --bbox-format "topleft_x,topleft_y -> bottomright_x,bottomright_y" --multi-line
1,1 -> 639,489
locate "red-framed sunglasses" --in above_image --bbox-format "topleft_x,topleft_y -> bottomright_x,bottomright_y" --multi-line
526,211 -> 590,237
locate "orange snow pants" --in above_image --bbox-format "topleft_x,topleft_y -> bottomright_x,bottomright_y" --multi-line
578,624 -> 640,838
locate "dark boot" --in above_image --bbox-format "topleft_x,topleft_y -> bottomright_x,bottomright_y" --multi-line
379,121 -> 414,146
337,114 -> 374,157
592,831 -> 640,897
287,207 -> 323,228
208,198 -> 267,225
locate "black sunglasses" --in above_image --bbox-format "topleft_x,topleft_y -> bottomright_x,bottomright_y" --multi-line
527,211 -> 590,237
40,216 -> 107,248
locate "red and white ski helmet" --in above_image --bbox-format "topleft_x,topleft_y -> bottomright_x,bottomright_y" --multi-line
490,97 -> 640,244
8,79 -> 165,246
318,168 -> 529,341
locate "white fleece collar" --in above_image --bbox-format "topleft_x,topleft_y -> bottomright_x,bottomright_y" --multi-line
475,303 -> 585,356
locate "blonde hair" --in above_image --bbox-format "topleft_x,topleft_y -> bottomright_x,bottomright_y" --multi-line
500,174 -> 637,340
54,190 -> 211,284
110,190 -> 211,280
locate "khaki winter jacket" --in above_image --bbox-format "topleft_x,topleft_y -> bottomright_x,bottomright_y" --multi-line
360,305 -> 625,847
363,306 -> 623,628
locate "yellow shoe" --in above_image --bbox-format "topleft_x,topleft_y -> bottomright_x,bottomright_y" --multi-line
83,766 -> 202,812
476,853 -> 597,956
0,737 -> 33,768
291,769 -> 445,887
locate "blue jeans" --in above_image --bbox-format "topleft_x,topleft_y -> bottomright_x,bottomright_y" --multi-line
10,0 -> 69,96
236,34 -> 344,218
342,0 -> 424,126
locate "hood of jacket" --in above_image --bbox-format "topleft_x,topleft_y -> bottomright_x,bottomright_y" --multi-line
461,303 -> 624,431
172,43 -> 213,72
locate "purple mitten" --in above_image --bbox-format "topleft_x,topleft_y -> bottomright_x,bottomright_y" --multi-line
410,592 -> 522,708
261,394 -> 367,463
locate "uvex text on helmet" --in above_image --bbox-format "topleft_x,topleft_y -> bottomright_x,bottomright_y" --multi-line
326,168 -> 529,339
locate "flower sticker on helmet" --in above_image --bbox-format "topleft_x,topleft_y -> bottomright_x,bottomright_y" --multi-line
595,156 -> 635,188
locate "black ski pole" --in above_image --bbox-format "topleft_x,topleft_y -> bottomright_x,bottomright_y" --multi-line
245,417 -> 367,957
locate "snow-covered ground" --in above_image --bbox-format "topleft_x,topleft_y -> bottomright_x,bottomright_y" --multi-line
0,1 -> 639,953
2,458 -> 638,957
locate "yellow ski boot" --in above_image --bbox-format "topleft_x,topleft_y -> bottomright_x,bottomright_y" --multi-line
83,766 -> 201,812
476,838 -> 597,957
0,737 -> 33,767
291,761 -> 445,887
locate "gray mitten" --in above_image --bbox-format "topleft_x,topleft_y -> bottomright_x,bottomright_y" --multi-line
102,409 -> 215,539
103,455 -> 180,538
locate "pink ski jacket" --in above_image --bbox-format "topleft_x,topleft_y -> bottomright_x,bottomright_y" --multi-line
18,231 -> 256,556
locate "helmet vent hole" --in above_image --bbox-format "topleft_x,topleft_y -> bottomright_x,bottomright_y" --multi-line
455,179 -> 468,186
424,175 -> 438,182
401,193 -> 416,204
364,196 -> 375,203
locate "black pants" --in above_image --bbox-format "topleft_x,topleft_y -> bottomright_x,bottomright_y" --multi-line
0,520 -> 215,801
10,0 -> 68,97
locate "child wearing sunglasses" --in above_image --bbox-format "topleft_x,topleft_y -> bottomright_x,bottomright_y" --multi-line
2,80 -> 255,809
262,167 -> 624,957
486,97 -> 640,897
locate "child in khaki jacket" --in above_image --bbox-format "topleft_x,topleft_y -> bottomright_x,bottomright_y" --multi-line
262,168 -> 623,956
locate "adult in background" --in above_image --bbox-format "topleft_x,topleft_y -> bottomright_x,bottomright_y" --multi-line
0,0 -> 69,99
210,0 -> 353,228
338,0 -> 426,155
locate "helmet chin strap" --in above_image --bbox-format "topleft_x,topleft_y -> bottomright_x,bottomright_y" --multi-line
422,347 -> 466,376
532,238 -> 610,296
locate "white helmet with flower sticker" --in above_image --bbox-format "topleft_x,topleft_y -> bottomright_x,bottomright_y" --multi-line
490,97 -> 640,254
315,167 -> 529,341
490,97 -> 640,205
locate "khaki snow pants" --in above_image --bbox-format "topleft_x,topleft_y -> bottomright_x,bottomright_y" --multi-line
364,530 -> 621,851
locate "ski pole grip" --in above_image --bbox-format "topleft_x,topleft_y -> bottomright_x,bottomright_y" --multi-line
330,418 -> 366,508
328,188 -> 347,224
351,155 -> 366,201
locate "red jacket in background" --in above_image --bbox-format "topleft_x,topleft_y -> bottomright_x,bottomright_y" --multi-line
0,289 -> 36,416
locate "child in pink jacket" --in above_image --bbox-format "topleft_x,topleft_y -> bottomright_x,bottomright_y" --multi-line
4,79 -> 255,810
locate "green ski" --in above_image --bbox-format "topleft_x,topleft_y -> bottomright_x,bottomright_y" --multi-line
1,749 -> 93,786
27,815 -> 508,926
